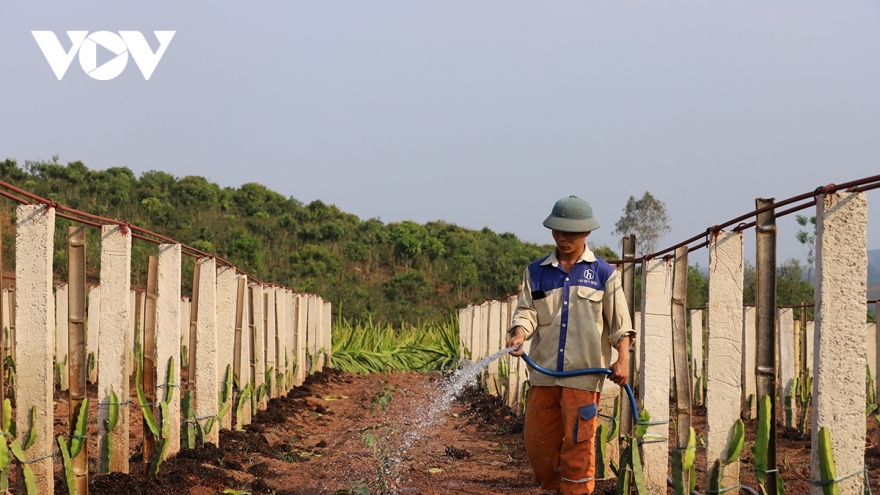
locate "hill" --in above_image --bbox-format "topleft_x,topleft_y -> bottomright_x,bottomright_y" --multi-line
0,158 -> 575,324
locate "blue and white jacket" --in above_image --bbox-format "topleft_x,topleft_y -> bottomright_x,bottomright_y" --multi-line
509,246 -> 635,392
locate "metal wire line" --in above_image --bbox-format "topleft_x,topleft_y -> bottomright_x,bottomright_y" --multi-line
0,178 -> 268,286
606,174 -> 880,266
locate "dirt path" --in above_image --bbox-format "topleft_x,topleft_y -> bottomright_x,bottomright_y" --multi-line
80,369 -> 546,495
47,368 -> 880,494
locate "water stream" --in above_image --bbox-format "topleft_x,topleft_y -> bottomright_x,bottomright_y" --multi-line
384,347 -> 517,492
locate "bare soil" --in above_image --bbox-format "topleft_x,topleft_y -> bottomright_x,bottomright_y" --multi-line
40,369 -> 880,494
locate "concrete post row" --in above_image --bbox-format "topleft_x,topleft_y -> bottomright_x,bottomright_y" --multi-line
157,244 -> 182,457
14,205 -> 56,493
810,192 -> 868,495
706,231 -> 744,487
638,258 -> 673,493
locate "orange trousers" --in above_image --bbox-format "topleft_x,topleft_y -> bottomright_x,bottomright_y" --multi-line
524,386 -> 600,495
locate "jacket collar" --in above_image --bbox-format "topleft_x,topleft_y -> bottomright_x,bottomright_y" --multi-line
540,245 -> 597,267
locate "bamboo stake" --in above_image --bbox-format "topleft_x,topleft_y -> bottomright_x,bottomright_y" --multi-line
755,197 -> 778,494
142,256 -> 159,474
671,246 -> 691,490
68,226 -> 88,494
186,261 -> 201,391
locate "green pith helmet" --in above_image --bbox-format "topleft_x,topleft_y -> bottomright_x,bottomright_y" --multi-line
542,195 -> 600,233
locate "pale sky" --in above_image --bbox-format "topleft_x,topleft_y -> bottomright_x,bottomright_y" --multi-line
1,1 -> 878,268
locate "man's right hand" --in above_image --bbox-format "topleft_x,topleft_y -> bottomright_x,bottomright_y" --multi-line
506,326 -> 525,356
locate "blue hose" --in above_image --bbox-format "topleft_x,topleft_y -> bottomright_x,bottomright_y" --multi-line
518,352 -> 639,421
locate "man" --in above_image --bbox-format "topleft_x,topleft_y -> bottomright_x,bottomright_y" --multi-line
506,195 -> 634,495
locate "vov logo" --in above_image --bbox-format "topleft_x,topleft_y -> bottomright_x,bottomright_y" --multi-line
32,31 -> 175,81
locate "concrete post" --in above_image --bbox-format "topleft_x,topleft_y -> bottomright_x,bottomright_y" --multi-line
235,275 -> 252,427
251,284 -> 266,410
806,321 -> 815,369
156,244 -> 181,457
876,303 -> 880,402
323,300 -> 332,369
128,290 -> 136,379
481,302 -> 490,361
307,294 -> 321,374
638,258 -> 673,493
97,224 -> 132,474
295,294 -> 307,385
264,288 -> 276,396
633,311 -> 642,374
690,309 -> 704,406
777,308 -> 796,427
279,291 -> 291,389
868,321 -> 877,391
504,295 -> 520,410
498,298 -> 510,400
86,286 -> 100,383
314,295 -> 324,373
794,320 -> 802,379
180,297 -> 190,367
706,231 -> 744,487
742,306 -> 757,419
216,266 -> 236,430
288,291 -> 297,387
459,307 -> 471,360
1,289 -> 8,338
810,192 -> 868,495
56,283 -> 69,391
486,300 -> 501,395
469,305 -> 480,363
276,290 -> 288,390
14,204 -> 55,493
194,258 -> 219,445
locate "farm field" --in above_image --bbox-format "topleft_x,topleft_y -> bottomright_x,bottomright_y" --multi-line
43,365 -> 880,494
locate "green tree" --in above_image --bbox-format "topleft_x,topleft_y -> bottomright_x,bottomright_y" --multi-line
795,215 -> 817,282
612,192 -> 671,257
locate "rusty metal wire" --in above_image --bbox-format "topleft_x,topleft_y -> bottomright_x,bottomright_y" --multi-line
0,178 -> 266,286
607,174 -> 880,265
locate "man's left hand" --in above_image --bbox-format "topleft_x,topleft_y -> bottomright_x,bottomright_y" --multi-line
608,336 -> 632,386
